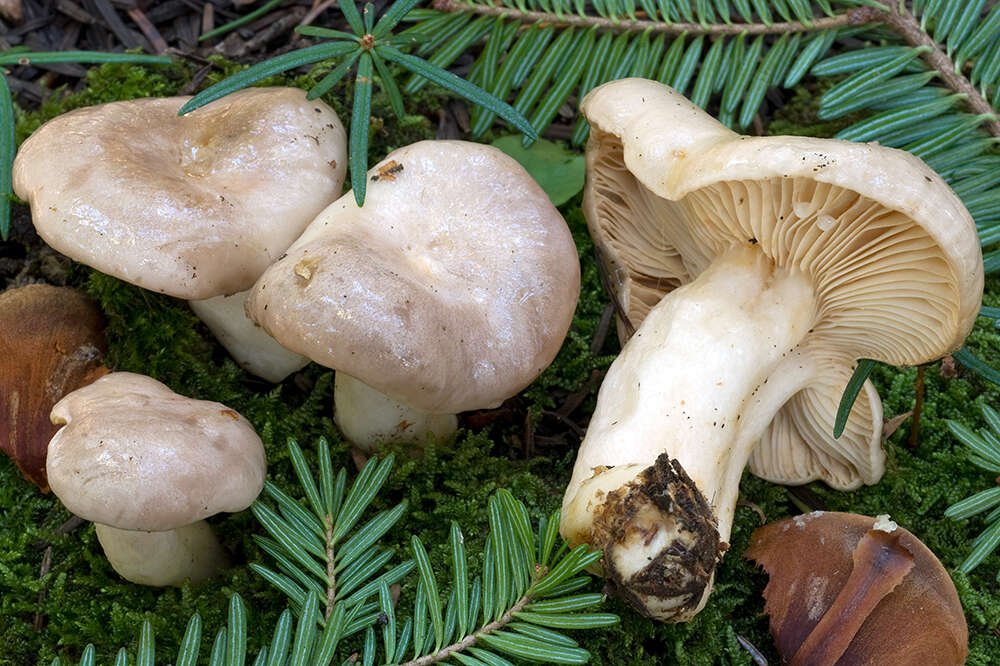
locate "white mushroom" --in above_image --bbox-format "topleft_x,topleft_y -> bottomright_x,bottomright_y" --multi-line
246,140 -> 581,451
46,372 -> 266,586
560,79 -> 984,622
13,88 -> 348,382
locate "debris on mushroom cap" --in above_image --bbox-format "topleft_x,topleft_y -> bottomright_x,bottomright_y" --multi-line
581,77 -> 982,491
246,140 -> 581,415
872,513 -> 898,532
12,87 -> 347,300
46,372 -> 266,531
0,284 -> 108,491
744,511 -> 968,666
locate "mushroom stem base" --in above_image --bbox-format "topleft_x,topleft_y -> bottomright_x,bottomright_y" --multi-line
562,245 -> 818,621
591,455 -> 721,623
95,520 -> 231,587
334,373 -> 458,452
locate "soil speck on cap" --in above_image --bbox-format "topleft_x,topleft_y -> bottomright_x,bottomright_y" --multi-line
294,256 -> 321,283
371,160 -> 404,182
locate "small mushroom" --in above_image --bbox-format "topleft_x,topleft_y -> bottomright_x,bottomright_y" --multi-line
46,372 -> 266,586
0,284 -> 108,490
744,511 -> 968,665
13,87 -> 348,382
559,79 -> 983,622
246,140 -> 581,451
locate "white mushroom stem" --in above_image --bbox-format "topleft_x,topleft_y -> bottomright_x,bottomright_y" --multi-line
189,290 -> 310,383
94,520 -> 231,587
334,373 -> 459,452
561,245 -> 818,622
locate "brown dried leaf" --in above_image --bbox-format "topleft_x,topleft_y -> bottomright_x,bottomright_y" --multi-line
745,512 -> 967,666
789,528 -> 913,666
881,410 -> 912,440
0,284 -> 108,491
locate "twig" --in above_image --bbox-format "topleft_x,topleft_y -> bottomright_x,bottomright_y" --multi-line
179,63 -> 213,95
90,0 -> 145,50
557,368 -> 602,418
56,515 -> 85,534
201,2 -> 215,39
855,4 -> 1000,137
245,7 -> 307,52
55,0 -> 95,26
736,499 -> 767,525
908,365 -> 925,448
590,302 -> 614,355
787,485 -> 826,512
524,409 -> 535,458
543,409 -> 586,436
736,633 -> 769,666
401,592 -> 533,666
300,0 -> 338,28
324,514 -> 337,621
32,545 -> 53,632
432,0 -> 861,36
126,7 -> 169,54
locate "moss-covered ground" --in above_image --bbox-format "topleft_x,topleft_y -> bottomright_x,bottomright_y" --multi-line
3,62 -> 1000,664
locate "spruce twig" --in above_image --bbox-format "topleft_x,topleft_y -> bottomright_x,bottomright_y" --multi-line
855,2 -> 1000,136
325,514 -> 337,620
432,0 -> 864,35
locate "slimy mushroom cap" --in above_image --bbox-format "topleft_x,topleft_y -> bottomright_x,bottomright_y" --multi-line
46,372 -> 266,532
247,140 -> 581,414
13,87 -> 347,300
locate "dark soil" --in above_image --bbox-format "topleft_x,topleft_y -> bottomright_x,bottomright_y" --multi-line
4,1 -> 346,103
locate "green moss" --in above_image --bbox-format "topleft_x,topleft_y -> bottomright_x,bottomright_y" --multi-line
765,79 -> 865,138
4,60 -> 1000,665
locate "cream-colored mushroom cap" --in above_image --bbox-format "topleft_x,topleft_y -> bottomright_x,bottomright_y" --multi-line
46,372 -> 266,531
247,140 -> 581,414
583,78 -> 983,489
13,87 -> 347,299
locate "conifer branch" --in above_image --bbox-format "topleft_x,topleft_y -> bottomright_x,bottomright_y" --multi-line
857,3 -> 1000,136
431,0 -> 864,35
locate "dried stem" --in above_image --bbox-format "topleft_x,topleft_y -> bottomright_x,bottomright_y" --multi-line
855,3 -> 1000,137
432,0 -> 862,35
401,593 -> 533,666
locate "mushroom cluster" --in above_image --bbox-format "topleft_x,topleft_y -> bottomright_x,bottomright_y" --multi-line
559,78 -> 983,622
13,87 -> 348,382
10,88 -> 584,588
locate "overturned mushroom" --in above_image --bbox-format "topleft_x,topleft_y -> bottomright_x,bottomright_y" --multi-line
13,88 -> 347,382
0,284 -> 108,490
46,372 -> 266,586
247,140 -> 580,451
560,79 -> 983,622
745,512 -> 967,665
